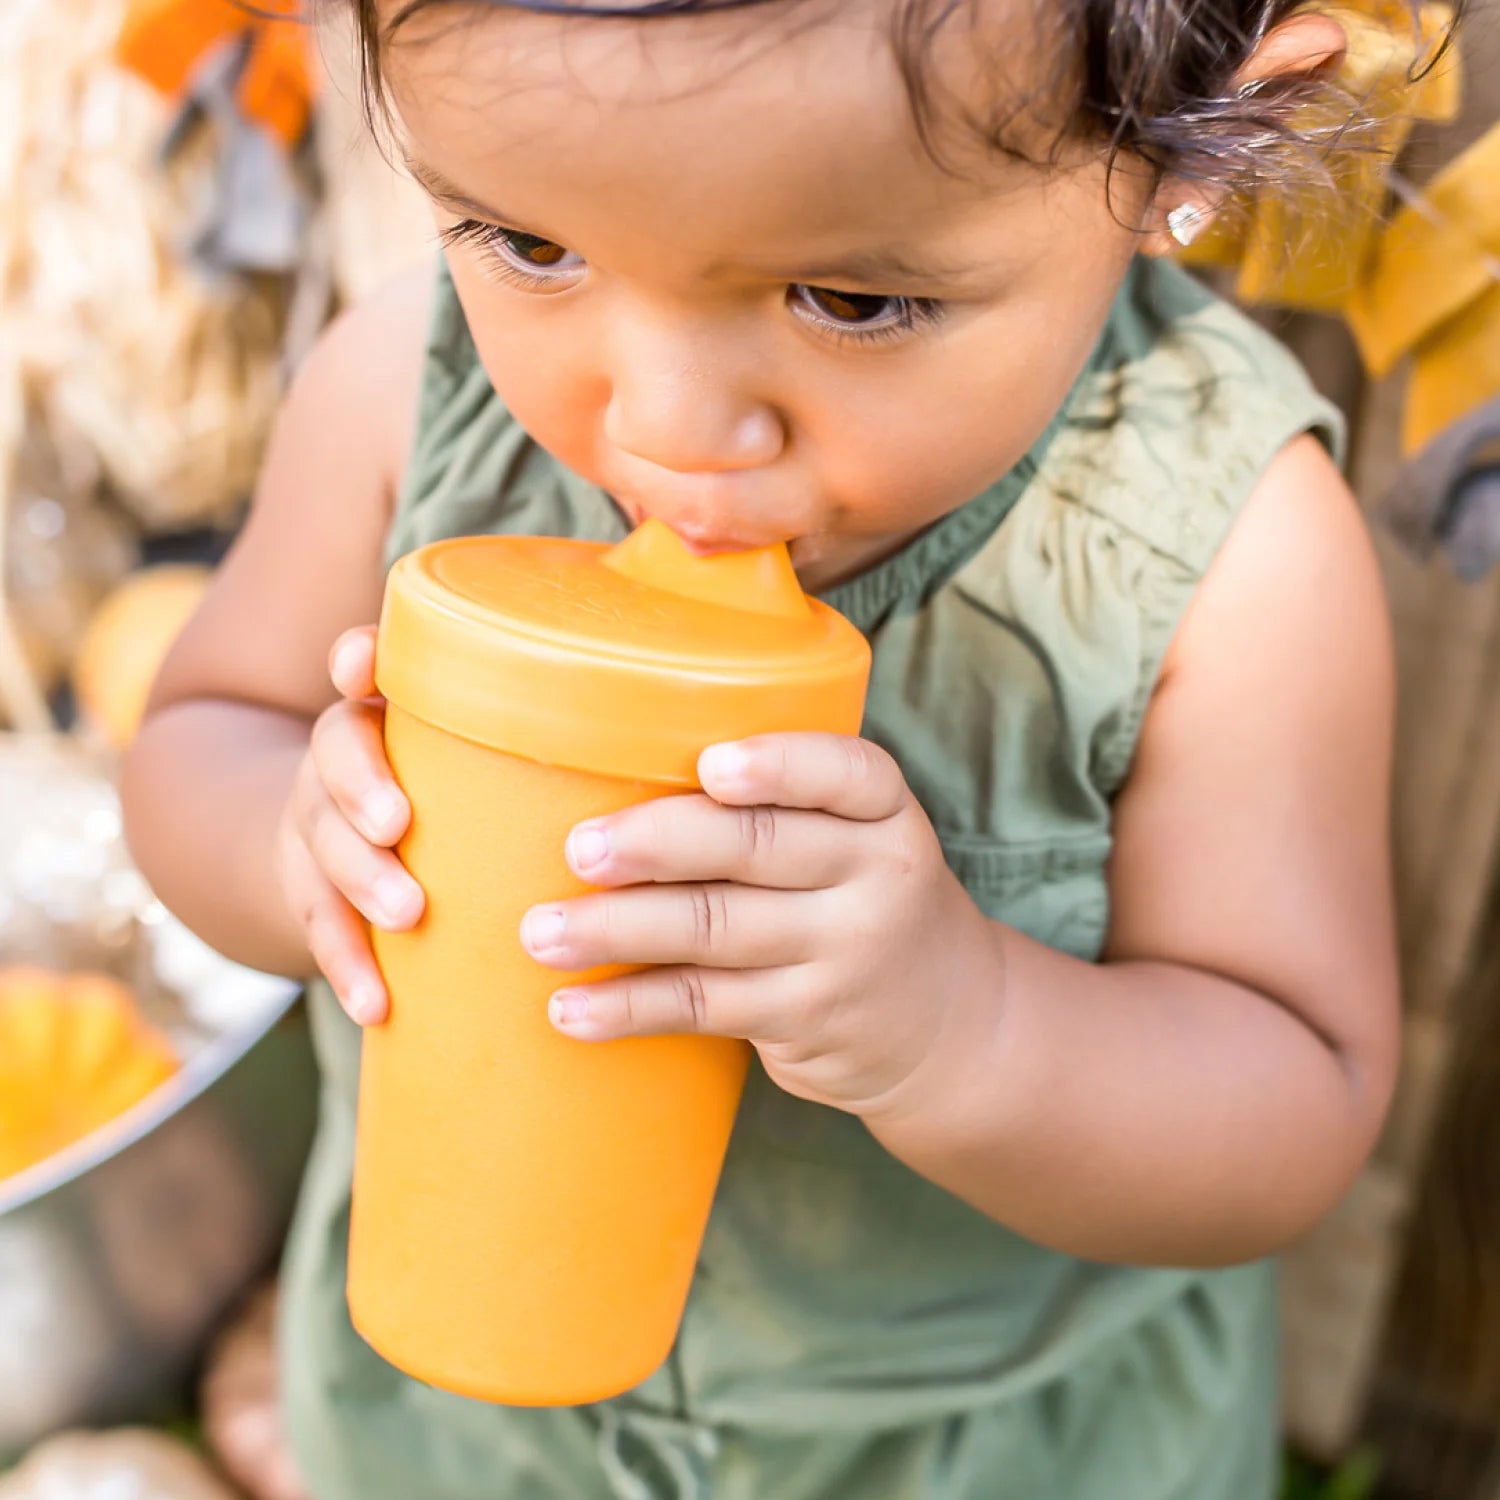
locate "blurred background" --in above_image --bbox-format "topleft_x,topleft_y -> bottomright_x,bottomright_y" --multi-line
0,1 -> 1497,1496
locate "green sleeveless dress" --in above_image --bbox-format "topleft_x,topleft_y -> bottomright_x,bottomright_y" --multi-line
279,255 -> 1342,1500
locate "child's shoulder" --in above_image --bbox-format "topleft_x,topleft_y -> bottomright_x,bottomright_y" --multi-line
311,257 -> 436,379
1037,257 -> 1346,576
943,259 -> 1357,801
282,259 -> 436,512
1110,257 -> 1336,416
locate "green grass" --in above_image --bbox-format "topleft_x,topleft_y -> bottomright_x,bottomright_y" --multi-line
1282,1447 -> 1382,1500
159,1415 -> 207,1452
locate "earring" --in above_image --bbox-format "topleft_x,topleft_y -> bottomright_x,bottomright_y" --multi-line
1167,202 -> 1208,248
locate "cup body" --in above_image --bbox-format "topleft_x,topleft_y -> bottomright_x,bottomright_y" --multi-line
349,707 -> 751,1405
348,525 -> 870,1405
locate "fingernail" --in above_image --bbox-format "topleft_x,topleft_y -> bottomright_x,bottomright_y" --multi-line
700,743 -> 752,785
331,638 -> 364,685
522,907 -> 567,954
550,991 -> 589,1027
373,873 -> 420,927
347,981 -> 385,1025
365,788 -> 407,838
567,823 -> 610,873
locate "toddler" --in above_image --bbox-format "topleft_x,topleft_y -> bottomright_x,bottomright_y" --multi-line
122,1 -> 1407,1494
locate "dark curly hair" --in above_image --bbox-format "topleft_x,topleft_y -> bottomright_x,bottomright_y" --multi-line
334,0 -> 1457,203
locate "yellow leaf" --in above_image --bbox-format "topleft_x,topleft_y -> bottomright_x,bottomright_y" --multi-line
1331,2 -> 1457,118
1178,210 -> 1245,271
1235,121 -> 1410,313
1403,283 -> 1500,454
1185,1 -> 1459,312
1408,32 -> 1462,122
1347,123 -> 1500,375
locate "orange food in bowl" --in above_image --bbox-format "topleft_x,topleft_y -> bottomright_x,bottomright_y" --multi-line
0,967 -> 180,1182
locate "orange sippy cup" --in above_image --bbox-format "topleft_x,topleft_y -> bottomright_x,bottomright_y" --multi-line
347,518 -> 871,1406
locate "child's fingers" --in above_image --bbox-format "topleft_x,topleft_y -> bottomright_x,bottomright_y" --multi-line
300,776 -> 424,931
545,962 -> 795,1044
328,625 -> 379,702
698,734 -> 909,822
564,795 -> 854,890
521,884 -> 814,971
279,831 -> 389,1026
310,893 -> 389,1026
310,697 -> 410,846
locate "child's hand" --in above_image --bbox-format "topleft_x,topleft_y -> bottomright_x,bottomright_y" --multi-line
275,626 -> 424,1025
521,734 -> 1004,1117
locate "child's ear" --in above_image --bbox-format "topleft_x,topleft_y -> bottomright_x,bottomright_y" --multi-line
1139,10 -> 1348,258
1235,11 -> 1349,92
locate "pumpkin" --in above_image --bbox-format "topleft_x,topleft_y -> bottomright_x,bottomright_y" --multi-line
70,565 -> 211,750
0,1220 -> 117,1454
0,967 -> 179,1182
0,1429 -> 237,1500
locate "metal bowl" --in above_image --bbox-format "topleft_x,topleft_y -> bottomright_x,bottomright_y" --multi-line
0,981 -> 318,1461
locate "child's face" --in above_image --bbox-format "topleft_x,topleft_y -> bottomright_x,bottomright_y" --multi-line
385,1 -> 1148,586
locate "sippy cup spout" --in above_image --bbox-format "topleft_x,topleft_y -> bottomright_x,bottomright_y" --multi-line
601,519 -> 811,621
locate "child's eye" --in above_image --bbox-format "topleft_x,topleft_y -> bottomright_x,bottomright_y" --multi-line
441,219 -> 585,288
789,284 -> 944,344
490,229 -> 584,276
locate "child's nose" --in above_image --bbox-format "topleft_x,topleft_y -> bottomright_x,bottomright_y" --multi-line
603,331 -> 785,475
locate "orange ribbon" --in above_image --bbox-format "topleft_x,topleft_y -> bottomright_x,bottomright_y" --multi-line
115,0 -> 315,150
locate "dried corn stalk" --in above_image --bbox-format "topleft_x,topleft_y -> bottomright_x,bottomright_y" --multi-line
0,0 -> 288,538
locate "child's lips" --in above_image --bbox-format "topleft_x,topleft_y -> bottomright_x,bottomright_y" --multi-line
605,494 -> 795,555
671,524 -> 785,555
606,460 -> 811,553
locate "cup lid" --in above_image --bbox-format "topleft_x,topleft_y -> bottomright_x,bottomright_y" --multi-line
375,520 -> 871,784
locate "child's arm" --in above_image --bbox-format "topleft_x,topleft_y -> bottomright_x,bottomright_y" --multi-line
121,267 -> 432,992
868,434 -> 1397,1265
519,434 -> 1398,1268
